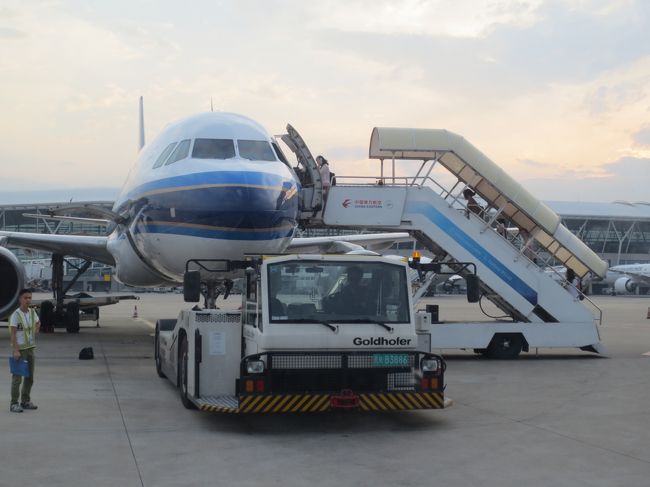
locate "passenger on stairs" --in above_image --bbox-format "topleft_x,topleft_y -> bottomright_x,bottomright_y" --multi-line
463,188 -> 483,219
564,268 -> 582,300
496,218 -> 508,238
316,155 -> 331,205
519,228 -> 537,264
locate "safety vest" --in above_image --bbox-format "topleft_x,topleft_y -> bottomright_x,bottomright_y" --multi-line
12,308 -> 37,350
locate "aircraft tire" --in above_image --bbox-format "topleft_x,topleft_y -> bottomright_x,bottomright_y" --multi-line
179,338 -> 195,409
65,301 -> 80,333
40,300 -> 55,332
155,322 -> 166,379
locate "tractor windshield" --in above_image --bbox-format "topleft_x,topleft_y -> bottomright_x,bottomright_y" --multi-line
267,260 -> 410,324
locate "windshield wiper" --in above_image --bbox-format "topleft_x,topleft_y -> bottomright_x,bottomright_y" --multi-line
277,318 -> 338,333
344,318 -> 394,333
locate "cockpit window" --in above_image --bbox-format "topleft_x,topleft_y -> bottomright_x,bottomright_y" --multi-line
192,138 -> 235,159
165,139 -> 191,166
152,142 -> 178,169
238,140 -> 276,161
272,142 -> 289,164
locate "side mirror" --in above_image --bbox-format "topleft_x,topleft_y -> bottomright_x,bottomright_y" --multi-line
466,274 -> 480,303
183,271 -> 201,302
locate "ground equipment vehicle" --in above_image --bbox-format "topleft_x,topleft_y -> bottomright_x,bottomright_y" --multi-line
155,254 -> 449,413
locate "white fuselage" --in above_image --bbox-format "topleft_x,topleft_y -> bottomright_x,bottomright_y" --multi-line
602,264 -> 650,284
610,264 -> 650,277
105,112 -> 300,286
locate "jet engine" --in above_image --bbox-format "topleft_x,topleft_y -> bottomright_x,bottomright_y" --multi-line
0,246 -> 26,319
613,276 -> 637,295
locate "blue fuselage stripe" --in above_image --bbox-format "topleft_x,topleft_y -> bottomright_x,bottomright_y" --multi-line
120,171 -> 292,202
117,173 -> 299,242
408,201 -> 538,305
136,223 -> 294,241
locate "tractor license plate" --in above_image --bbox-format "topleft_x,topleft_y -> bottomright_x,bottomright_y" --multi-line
372,353 -> 409,367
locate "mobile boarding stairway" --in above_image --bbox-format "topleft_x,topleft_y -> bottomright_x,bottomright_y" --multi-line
318,128 -> 609,357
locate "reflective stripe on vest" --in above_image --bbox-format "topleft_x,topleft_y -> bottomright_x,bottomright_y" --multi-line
14,308 -> 37,350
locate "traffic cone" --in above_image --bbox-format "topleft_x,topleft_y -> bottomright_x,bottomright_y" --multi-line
133,305 -> 138,318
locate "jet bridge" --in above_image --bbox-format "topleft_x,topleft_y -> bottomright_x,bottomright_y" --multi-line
320,127 -> 608,356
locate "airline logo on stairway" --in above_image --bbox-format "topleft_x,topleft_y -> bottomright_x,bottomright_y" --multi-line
341,198 -> 394,209
324,186 -> 407,226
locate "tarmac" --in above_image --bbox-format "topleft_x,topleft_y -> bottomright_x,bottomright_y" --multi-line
1,293 -> 649,487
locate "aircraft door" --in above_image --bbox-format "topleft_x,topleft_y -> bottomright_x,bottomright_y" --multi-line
280,124 -> 323,218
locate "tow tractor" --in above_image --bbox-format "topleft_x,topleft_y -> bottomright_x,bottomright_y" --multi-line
155,254 -> 450,413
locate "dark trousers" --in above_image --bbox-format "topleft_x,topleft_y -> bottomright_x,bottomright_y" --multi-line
11,348 -> 35,405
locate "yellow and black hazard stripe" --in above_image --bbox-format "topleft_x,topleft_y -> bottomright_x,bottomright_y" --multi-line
199,392 -> 445,413
359,392 -> 444,411
237,394 -> 331,413
199,404 -> 240,413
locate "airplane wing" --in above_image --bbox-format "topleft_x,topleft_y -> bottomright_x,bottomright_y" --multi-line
25,203 -> 126,223
0,231 -> 114,265
286,232 -> 413,254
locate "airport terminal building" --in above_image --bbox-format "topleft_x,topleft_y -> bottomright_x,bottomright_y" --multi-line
0,201 -> 116,291
1,199 -> 649,291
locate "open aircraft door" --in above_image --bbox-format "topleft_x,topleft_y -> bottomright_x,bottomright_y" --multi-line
280,124 -> 324,221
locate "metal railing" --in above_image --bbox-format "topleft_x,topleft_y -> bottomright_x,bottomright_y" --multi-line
330,172 -> 603,327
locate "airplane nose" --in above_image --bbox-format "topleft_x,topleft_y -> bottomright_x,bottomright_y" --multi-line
198,174 -> 299,239
128,170 -> 299,242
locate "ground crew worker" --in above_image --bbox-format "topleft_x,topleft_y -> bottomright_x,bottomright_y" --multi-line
9,289 -> 40,412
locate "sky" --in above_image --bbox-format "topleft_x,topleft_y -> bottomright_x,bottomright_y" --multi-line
1,0 -> 649,204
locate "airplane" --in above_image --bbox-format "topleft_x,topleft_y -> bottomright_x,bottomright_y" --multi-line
0,101 -> 410,331
598,263 -> 650,295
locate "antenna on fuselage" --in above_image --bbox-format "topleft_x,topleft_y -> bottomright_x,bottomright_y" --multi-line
138,96 -> 145,151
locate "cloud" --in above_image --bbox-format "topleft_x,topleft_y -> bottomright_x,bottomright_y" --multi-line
633,127 -> 650,146
0,0 -> 649,206
583,76 -> 650,115
64,84 -> 134,112
518,158 -> 548,168
0,26 -> 27,39
306,0 -> 544,39
321,145 -> 367,161
306,0 -> 650,100
522,156 -> 650,201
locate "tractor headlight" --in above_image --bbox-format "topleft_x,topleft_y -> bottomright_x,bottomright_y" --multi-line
421,358 -> 439,372
246,359 -> 265,374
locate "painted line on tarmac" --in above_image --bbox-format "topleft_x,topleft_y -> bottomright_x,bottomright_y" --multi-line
135,317 -> 155,329
642,352 -> 650,356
